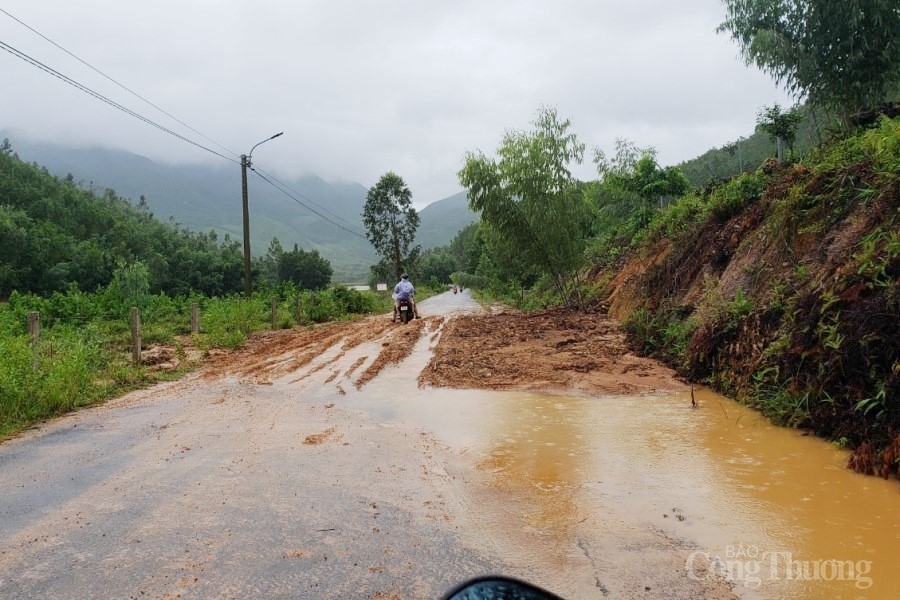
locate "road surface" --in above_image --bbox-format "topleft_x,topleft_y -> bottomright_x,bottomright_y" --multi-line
0,290 -> 736,600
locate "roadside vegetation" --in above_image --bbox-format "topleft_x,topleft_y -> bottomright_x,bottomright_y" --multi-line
446,111 -> 899,478
444,110 -> 899,478
0,281 -> 391,437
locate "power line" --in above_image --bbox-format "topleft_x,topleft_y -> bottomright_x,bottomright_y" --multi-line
0,16 -> 370,243
250,167 -> 368,240
0,8 -> 239,161
0,39 -> 238,164
252,166 -> 369,236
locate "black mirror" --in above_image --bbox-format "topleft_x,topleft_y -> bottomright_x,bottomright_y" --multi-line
441,576 -> 564,600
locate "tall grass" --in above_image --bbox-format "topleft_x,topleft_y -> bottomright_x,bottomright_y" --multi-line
0,284 -> 390,436
0,326 -> 104,434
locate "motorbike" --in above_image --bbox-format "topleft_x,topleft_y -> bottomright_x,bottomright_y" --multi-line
441,576 -> 562,599
397,297 -> 414,324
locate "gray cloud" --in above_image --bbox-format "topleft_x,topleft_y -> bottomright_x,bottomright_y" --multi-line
1,0 -> 794,207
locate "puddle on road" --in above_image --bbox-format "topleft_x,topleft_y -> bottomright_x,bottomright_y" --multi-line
341,377 -> 898,599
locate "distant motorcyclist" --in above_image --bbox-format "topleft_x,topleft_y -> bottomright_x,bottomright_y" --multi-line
393,273 -> 420,321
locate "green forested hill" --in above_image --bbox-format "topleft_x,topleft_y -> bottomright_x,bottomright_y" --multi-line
2,136 -> 377,281
416,191 -> 477,250
2,136 -> 479,282
676,105 -> 838,187
0,143 -> 247,298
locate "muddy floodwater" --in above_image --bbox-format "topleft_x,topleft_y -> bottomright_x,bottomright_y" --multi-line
351,368 -> 899,599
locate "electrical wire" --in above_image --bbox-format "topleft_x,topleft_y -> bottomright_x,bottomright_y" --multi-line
0,14 -> 373,242
0,7 -> 240,161
252,166 -> 369,237
250,167 -> 369,240
0,39 -> 238,164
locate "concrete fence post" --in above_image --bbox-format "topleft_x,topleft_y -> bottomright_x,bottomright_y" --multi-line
191,303 -> 199,334
27,311 -> 39,370
130,307 -> 141,365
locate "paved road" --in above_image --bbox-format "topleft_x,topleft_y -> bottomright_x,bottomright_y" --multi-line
0,291 -> 506,600
0,290 -> 736,600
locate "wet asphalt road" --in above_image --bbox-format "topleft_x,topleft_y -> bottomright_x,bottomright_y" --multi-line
0,290 -> 506,600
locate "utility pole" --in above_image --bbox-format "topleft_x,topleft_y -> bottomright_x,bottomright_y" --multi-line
241,154 -> 252,297
241,132 -> 284,297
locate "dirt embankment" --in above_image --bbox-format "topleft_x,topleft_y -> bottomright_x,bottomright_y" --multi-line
595,124 -> 900,478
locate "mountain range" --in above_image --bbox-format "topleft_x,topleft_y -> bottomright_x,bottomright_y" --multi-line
2,133 -> 477,282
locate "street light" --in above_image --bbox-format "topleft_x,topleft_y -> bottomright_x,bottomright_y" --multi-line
240,131 -> 283,297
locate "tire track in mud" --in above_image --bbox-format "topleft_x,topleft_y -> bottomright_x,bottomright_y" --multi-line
197,315 -> 440,395
353,318 -> 432,389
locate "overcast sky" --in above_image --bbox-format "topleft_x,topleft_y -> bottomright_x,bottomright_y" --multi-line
1,0 -> 793,207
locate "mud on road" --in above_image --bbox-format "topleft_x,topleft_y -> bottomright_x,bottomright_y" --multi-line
419,307 -> 686,396
198,305 -> 685,399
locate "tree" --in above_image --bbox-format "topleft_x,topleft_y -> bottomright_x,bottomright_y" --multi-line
458,106 -> 588,308
718,0 -> 900,123
362,172 -> 420,281
259,237 -> 285,288
417,248 -> 458,287
624,155 -> 691,208
756,103 -> 804,160
278,244 -> 333,290
109,260 -> 150,313
593,140 -> 690,227
448,222 -> 482,274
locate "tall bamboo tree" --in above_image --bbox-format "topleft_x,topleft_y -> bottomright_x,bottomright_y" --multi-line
718,0 -> 900,123
458,106 -> 588,308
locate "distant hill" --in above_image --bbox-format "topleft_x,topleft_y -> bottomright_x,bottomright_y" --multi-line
416,191 -> 477,250
2,135 -> 477,282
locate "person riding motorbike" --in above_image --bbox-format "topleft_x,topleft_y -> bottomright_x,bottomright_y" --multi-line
392,273 -> 420,321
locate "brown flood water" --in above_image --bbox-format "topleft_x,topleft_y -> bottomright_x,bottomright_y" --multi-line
352,379 -> 899,599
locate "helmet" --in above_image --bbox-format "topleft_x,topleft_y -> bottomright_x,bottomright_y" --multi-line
401,273 -> 408,279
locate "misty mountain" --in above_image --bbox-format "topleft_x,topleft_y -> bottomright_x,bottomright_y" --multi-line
414,191 -> 476,249
2,134 -> 478,282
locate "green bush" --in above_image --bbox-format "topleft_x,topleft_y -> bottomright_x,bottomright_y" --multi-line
644,194 -> 709,242
623,305 -> 697,372
0,328 -> 104,434
299,289 -> 343,323
709,172 -> 765,220
623,308 -> 663,355
192,295 -> 263,349
328,286 -> 377,314
0,334 -> 33,426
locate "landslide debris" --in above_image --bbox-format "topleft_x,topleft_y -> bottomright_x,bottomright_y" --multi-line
419,308 -> 686,396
